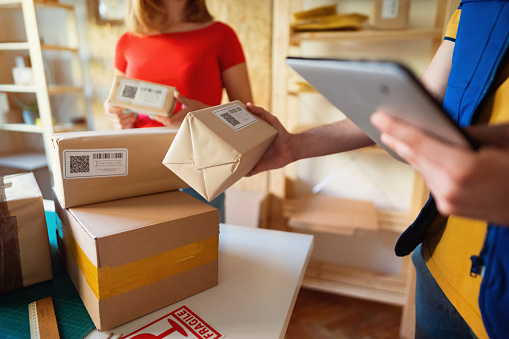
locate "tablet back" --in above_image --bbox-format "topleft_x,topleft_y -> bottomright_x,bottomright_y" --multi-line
286,57 -> 473,161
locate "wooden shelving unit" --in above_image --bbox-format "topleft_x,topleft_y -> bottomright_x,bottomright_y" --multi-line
290,27 -> 443,45
270,0 -> 458,337
0,0 -> 87,176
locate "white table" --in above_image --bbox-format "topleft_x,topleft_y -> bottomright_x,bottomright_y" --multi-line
86,224 -> 314,339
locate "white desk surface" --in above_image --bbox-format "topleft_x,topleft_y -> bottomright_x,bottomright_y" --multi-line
86,224 -> 314,339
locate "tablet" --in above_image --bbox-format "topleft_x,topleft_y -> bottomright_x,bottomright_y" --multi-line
286,57 -> 477,162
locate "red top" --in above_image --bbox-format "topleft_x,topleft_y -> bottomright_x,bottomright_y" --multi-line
115,22 -> 246,128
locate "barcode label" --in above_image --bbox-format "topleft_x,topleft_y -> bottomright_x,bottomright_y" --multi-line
117,79 -> 167,108
69,155 -> 90,174
122,85 -> 138,99
381,0 -> 399,18
63,149 -> 128,179
213,104 -> 257,131
92,152 -> 124,160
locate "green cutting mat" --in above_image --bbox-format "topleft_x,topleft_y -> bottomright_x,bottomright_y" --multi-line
0,207 -> 95,339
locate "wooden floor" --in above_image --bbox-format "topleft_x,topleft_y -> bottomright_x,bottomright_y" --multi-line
285,288 -> 403,339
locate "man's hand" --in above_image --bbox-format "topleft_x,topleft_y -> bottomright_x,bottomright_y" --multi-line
371,112 -> 509,225
246,103 -> 296,176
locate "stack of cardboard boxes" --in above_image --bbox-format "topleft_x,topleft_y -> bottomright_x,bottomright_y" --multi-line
50,127 -> 220,331
50,101 -> 277,330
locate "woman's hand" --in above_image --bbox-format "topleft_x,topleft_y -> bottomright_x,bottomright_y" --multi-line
371,112 -> 509,225
151,92 -> 209,128
104,100 -> 136,130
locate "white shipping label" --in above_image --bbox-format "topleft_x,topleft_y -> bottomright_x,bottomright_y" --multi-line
63,149 -> 128,179
213,104 -> 257,131
117,79 -> 167,109
381,0 -> 399,19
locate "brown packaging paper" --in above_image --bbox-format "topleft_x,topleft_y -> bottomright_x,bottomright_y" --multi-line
0,172 -> 52,294
162,100 -> 278,201
107,74 -> 177,116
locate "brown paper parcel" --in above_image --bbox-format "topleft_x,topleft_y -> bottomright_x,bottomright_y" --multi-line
50,127 -> 187,208
0,172 -> 52,294
107,74 -> 177,116
54,189 -> 219,331
162,100 -> 278,201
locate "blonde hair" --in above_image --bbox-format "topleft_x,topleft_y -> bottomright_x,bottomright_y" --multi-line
126,0 -> 213,36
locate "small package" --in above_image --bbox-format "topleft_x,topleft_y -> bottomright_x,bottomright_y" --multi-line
163,100 -> 278,201
107,74 -> 177,116
371,0 -> 410,30
0,173 -> 52,294
50,127 -> 187,208
54,190 -> 219,331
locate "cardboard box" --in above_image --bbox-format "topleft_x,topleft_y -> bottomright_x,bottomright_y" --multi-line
107,75 -> 177,116
50,127 -> 187,208
54,190 -> 219,330
0,153 -> 52,199
163,101 -> 278,201
371,0 -> 410,30
0,173 -> 52,294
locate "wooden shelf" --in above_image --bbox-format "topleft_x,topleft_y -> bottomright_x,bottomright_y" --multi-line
0,123 -> 43,133
0,1 -> 73,11
0,151 -> 47,170
0,84 -> 37,92
0,42 -> 30,50
0,84 -> 82,94
0,122 -> 87,133
34,0 -> 74,10
0,42 -> 77,52
290,28 -> 443,45
303,261 -> 407,306
47,85 -> 83,94
41,44 -> 79,53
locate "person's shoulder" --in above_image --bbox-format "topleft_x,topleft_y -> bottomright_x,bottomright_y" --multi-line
117,31 -> 137,44
210,21 -> 238,35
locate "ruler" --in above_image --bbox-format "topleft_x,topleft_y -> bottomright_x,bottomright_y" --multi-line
28,297 -> 60,339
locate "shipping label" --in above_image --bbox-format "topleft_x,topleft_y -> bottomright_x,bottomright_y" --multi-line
63,149 -> 128,179
117,78 -> 168,109
381,0 -> 399,18
213,104 -> 257,131
122,305 -> 224,339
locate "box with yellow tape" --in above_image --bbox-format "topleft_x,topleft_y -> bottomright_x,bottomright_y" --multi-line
54,189 -> 219,331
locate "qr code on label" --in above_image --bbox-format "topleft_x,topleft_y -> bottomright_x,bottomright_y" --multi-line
122,85 -> 138,99
69,155 -> 90,173
220,112 -> 240,127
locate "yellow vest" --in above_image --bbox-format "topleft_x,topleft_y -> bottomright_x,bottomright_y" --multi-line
423,10 -> 509,339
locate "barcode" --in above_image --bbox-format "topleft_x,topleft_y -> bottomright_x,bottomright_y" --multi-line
69,155 -> 90,173
92,153 -> 124,160
122,85 -> 138,99
220,111 -> 241,127
141,88 -> 163,95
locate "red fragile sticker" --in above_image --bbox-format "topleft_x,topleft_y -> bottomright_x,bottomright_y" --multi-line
121,305 -> 224,339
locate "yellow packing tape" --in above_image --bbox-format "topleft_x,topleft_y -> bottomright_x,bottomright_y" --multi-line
61,228 -> 218,300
